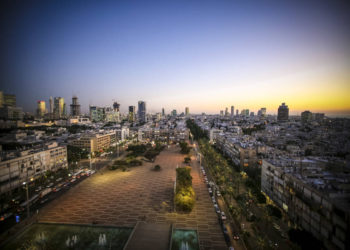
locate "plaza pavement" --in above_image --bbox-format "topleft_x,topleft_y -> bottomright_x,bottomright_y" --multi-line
39,145 -> 227,250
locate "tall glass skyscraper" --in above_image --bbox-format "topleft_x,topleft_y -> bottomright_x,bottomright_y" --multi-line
138,101 -> 146,123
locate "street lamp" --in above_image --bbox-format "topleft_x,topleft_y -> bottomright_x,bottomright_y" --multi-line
23,181 -> 30,218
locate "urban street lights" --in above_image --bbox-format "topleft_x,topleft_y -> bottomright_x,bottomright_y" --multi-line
23,177 -> 34,219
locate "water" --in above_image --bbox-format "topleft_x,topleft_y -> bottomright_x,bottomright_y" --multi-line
3,223 -> 132,250
171,229 -> 199,250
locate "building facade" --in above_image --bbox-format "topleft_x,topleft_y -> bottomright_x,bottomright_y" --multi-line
70,96 -> 81,116
278,102 -> 289,122
138,101 -> 146,123
0,142 -> 67,194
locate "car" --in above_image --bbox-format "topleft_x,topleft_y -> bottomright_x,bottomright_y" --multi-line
215,207 -> 220,214
216,191 -> 221,196
233,233 -> 240,240
35,186 -> 42,192
40,198 -> 49,204
46,183 -> 54,188
221,211 -> 227,220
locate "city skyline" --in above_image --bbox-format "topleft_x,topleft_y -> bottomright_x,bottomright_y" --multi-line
1,1 -> 349,116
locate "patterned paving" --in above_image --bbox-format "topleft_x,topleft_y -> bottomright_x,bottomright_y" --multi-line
39,145 -> 227,249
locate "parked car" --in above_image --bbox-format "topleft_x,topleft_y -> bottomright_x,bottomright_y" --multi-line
216,191 -> 221,197
233,233 -> 240,240
221,211 -> 227,220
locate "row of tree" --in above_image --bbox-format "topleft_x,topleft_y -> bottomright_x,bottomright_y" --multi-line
175,167 -> 195,212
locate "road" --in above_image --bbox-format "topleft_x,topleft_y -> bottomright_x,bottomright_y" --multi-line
193,142 -> 246,250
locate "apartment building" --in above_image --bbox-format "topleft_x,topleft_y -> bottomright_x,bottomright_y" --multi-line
0,142 -> 67,194
261,159 -> 350,250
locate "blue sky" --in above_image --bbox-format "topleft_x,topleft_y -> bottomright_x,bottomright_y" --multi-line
1,0 -> 349,115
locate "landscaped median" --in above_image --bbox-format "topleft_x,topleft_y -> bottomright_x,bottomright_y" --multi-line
174,167 -> 195,212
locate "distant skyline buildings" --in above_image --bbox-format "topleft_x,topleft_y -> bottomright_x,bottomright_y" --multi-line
278,102 -> 289,121
138,101 -> 146,123
1,1 -> 349,117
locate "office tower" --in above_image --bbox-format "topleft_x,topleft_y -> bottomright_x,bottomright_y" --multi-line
54,97 -> 65,119
236,109 -> 239,116
257,107 -> 266,117
0,91 -> 3,108
138,101 -> 146,123
185,107 -> 189,116
231,106 -> 234,116
241,109 -> 249,117
225,107 -> 229,116
70,96 -> 81,116
4,94 -> 16,107
129,106 -> 136,122
49,96 -> 53,114
162,108 -> 165,117
301,110 -> 313,123
36,100 -> 46,118
220,110 -> 224,116
277,102 -> 289,121
172,109 -> 177,117
250,112 -> 254,117
113,102 -> 120,112
90,106 -> 105,122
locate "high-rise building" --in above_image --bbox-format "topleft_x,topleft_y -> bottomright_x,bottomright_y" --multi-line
36,100 -> 46,118
70,96 -> 81,116
129,106 -> 136,122
90,106 -> 105,122
301,110 -> 313,123
241,109 -> 249,117
220,110 -> 224,116
277,102 -> 289,122
54,97 -> 65,119
138,101 -> 146,123
113,102 -> 120,112
185,107 -> 189,116
236,109 -> 239,116
231,106 -> 234,116
162,108 -> 165,117
4,94 -> 16,107
0,91 -> 3,108
257,107 -> 267,117
172,109 -> 177,117
225,107 -> 229,116
49,96 -> 53,114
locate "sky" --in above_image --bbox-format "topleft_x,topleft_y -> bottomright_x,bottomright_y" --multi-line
1,0 -> 349,115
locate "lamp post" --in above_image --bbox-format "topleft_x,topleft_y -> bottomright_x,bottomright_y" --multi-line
23,177 -> 33,219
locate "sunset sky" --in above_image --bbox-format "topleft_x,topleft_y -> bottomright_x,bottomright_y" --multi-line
1,0 -> 349,115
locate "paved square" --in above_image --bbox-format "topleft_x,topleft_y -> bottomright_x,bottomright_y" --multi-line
39,145 -> 227,249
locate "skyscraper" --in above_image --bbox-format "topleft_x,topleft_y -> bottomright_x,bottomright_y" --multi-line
231,106 -> 234,116
49,96 -> 53,114
70,96 -> 81,116
225,107 -> 229,116
185,107 -> 189,116
162,108 -> 165,117
36,100 -> 46,118
4,94 -> 16,107
0,91 -> 3,108
138,101 -> 146,123
113,102 -> 120,112
129,106 -> 136,122
301,110 -> 312,123
277,103 -> 289,121
258,107 -> 266,117
54,97 -> 65,119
